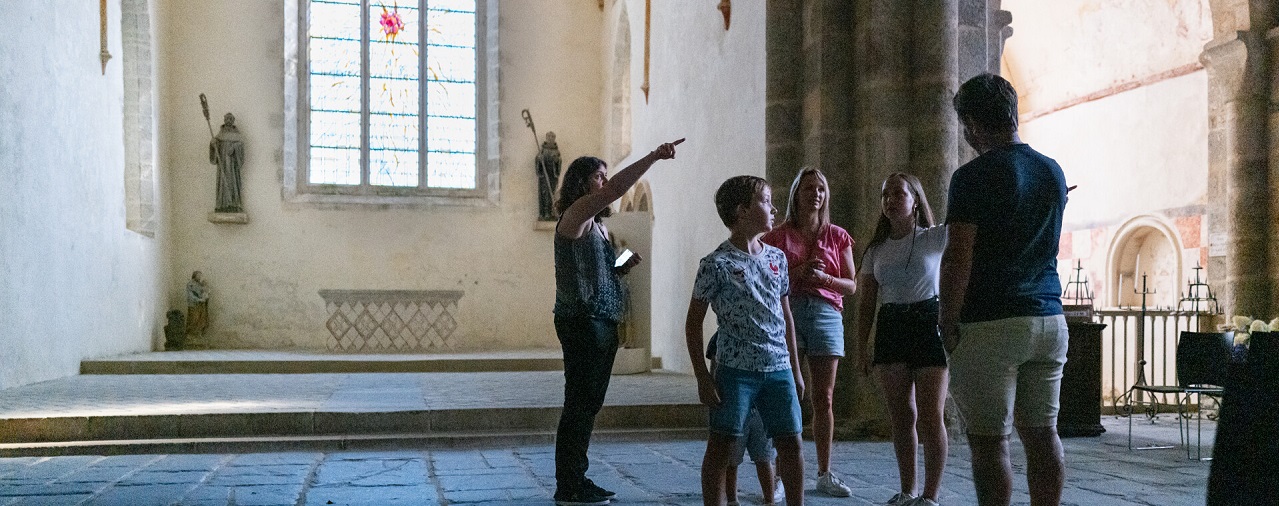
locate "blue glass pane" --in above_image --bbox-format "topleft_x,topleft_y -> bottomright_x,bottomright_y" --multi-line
426,116 -> 474,153
309,38 -> 362,77
426,151 -> 475,189
427,10 -> 474,48
309,2 -> 360,40
370,149 -> 419,187
310,74 -> 361,112
310,147 -> 361,185
427,81 -> 475,119
429,0 -> 475,13
370,113 -> 418,150
370,78 -> 420,114
313,0 -> 360,5
426,44 -> 474,83
311,111 -> 361,148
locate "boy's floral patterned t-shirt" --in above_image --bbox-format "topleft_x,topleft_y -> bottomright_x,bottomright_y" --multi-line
693,241 -> 792,372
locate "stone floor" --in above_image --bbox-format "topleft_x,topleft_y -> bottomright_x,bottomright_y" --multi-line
0,416 -> 1214,505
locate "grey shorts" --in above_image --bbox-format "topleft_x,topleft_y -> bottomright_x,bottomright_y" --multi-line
949,315 -> 1069,436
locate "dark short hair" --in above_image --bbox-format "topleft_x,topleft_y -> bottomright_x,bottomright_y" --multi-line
715,175 -> 769,227
555,156 -> 610,219
953,73 -> 1019,132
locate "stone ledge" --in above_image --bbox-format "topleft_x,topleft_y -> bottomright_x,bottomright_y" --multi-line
207,212 -> 249,224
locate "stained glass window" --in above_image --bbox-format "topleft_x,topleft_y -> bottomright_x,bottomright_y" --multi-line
307,0 -> 477,191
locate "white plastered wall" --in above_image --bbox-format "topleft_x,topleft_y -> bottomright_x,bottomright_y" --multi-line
0,2 -> 169,389
157,1 -> 603,350
603,0 -> 767,374
1003,0 -> 1213,230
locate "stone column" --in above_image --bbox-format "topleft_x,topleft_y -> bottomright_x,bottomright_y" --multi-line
1267,26 -> 1279,316
852,0 -> 911,239
1201,31 -> 1271,317
765,0 -> 804,188
955,0 -> 1011,169
910,0 -> 959,216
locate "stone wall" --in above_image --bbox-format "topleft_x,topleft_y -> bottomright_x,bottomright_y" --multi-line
0,2 -> 170,389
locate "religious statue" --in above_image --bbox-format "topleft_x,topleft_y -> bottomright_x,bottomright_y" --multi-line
186,271 -> 210,340
207,113 -> 245,213
536,131 -> 562,221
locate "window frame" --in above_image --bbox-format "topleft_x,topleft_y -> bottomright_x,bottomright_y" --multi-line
284,0 -> 499,207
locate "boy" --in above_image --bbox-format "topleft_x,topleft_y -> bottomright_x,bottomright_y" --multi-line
686,175 -> 806,506
707,333 -> 785,506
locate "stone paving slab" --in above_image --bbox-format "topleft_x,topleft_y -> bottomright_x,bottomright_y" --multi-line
0,418 -> 1212,505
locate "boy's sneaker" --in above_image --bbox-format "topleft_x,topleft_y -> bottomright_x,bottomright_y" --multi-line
769,477 -> 786,504
553,488 -> 609,506
907,497 -> 939,506
816,471 -> 851,497
582,478 -> 616,499
885,492 -> 917,505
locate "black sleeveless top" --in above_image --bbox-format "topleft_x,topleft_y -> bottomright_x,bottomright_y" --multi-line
553,220 -> 626,322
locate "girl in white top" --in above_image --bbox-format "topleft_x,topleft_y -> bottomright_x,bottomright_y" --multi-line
855,173 -> 949,506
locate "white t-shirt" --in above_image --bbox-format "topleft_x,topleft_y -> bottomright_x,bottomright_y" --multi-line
693,241 -> 792,372
863,226 -> 947,304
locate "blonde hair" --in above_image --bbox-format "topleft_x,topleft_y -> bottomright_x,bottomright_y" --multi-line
783,167 -> 831,230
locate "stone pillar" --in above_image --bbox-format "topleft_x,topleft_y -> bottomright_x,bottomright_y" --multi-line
910,0 -> 959,217
852,0 -> 911,239
955,0 -> 1011,169
1266,26 -> 1279,316
1202,31 -> 1272,317
765,0 -> 803,188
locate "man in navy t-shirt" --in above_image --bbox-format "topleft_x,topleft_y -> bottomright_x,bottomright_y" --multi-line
940,73 -> 1069,506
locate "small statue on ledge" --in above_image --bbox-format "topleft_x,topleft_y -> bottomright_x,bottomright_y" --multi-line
536,131 -> 561,221
186,271 -> 210,343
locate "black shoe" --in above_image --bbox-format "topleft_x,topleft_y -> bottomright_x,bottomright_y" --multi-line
582,478 -> 616,499
553,488 -> 610,506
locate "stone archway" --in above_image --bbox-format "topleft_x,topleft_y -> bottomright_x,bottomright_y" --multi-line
1107,215 -> 1184,309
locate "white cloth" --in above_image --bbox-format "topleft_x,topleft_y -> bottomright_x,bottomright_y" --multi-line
863,226 -> 947,304
693,241 -> 792,372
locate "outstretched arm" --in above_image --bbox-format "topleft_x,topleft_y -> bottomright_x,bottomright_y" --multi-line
558,139 -> 683,239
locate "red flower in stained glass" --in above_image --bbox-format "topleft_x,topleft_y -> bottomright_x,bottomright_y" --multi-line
380,4 -> 405,41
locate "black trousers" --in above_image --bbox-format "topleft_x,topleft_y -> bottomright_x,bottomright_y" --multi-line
553,316 -> 619,490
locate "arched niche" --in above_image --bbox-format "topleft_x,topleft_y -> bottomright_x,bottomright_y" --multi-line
1107,215 -> 1184,309
607,4 -> 632,167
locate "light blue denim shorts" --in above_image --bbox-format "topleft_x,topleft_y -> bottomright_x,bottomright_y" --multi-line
708,366 -> 803,438
791,295 -> 845,357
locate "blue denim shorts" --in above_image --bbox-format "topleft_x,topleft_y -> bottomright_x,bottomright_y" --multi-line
731,408 -> 776,465
708,366 -> 802,438
792,295 -> 845,357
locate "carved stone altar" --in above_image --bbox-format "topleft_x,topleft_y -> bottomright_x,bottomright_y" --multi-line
319,290 -> 463,352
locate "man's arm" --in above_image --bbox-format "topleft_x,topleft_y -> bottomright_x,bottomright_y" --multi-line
939,222 -> 976,352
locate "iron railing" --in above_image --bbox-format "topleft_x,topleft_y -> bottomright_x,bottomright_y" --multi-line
1095,309 -> 1214,413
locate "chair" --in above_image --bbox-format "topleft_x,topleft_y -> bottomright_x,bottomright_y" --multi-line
1124,331 -> 1233,459
1174,331 -> 1233,460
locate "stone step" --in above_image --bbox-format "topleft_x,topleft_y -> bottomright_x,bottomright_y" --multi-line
80,350 -> 573,375
0,427 -> 707,458
0,403 -> 706,446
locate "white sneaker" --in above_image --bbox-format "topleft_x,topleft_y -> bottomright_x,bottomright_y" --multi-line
886,492 -> 917,505
768,477 -> 785,504
907,497 -> 939,506
816,471 -> 851,497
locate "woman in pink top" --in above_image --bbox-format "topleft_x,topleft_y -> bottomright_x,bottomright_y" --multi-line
761,167 -> 857,497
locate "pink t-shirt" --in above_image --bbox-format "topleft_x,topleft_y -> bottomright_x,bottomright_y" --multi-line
762,223 -> 855,311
